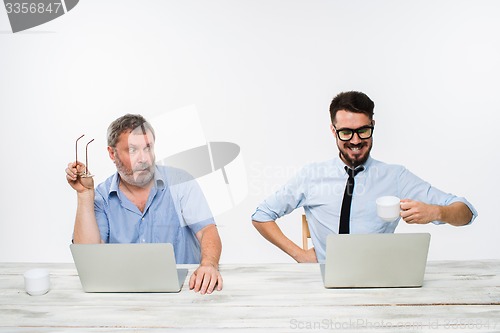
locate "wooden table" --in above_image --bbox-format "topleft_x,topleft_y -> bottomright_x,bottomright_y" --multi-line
1,261 -> 499,332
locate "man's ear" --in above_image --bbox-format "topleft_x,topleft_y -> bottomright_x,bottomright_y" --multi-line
330,123 -> 338,140
107,146 -> 116,163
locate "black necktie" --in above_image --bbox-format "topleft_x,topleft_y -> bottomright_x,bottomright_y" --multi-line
339,166 -> 364,234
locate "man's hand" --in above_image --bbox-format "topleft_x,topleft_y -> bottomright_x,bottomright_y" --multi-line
193,224 -> 222,294
295,247 -> 318,263
401,200 -> 473,226
66,162 -> 94,193
400,199 -> 439,224
189,263 -> 223,294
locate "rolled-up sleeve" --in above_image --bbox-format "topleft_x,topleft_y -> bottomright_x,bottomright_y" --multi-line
252,167 -> 308,222
398,167 -> 478,225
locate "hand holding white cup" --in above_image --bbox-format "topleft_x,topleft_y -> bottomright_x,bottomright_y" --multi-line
24,268 -> 50,296
376,196 -> 401,222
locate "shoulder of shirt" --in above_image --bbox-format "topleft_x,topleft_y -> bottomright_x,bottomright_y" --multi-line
289,158 -> 338,180
366,157 -> 407,173
301,158 -> 336,170
156,165 -> 196,186
95,172 -> 118,200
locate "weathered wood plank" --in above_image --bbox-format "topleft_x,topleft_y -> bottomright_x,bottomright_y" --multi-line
1,304 -> 499,331
1,261 -> 499,332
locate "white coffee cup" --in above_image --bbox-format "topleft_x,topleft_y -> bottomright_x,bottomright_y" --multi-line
24,268 -> 50,296
376,196 -> 401,222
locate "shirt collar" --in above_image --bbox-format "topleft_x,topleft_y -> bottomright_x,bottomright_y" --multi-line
334,155 -> 373,174
153,166 -> 166,189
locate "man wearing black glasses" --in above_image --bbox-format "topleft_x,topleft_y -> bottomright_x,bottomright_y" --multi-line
251,91 -> 477,263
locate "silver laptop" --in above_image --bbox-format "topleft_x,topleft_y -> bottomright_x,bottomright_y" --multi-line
70,243 -> 188,293
321,233 -> 430,288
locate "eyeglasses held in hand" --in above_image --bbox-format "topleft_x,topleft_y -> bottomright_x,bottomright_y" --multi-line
333,125 -> 374,142
75,134 -> 94,178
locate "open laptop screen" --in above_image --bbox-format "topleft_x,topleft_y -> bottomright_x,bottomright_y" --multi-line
322,233 -> 431,288
70,243 -> 188,293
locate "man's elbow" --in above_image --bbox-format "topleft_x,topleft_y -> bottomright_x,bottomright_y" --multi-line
447,203 -> 474,227
252,220 -> 277,234
460,208 -> 474,226
252,220 -> 268,230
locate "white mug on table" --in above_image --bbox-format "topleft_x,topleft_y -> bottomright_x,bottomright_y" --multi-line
23,268 -> 50,296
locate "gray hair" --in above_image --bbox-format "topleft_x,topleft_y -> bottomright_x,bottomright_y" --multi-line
107,114 -> 156,147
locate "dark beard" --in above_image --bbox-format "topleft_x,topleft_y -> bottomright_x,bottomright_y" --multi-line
339,142 -> 372,168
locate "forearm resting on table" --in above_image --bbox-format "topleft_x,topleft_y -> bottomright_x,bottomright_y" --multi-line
73,190 -> 102,244
199,225 -> 222,268
252,220 -> 304,262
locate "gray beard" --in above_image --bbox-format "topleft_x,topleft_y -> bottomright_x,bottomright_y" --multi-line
115,157 -> 155,187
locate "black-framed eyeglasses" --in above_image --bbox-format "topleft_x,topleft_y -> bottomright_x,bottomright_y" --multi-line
333,125 -> 374,142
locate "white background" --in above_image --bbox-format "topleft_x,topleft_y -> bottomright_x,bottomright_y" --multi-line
0,0 -> 498,263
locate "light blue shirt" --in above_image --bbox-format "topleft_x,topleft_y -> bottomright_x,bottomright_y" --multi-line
94,165 -> 215,264
252,156 -> 477,263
